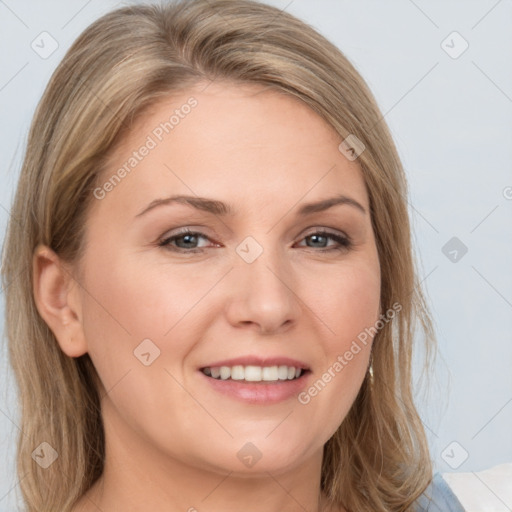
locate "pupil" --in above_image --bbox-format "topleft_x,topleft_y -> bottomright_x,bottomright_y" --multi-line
179,234 -> 196,248
310,234 -> 326,247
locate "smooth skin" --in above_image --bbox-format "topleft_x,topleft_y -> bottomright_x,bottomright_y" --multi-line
33,81 -> 381,512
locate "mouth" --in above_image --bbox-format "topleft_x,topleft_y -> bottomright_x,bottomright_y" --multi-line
198,358 -> 311,404
201,364 -> 308,382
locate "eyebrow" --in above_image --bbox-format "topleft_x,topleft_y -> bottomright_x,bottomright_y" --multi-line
135,193 -> 367,219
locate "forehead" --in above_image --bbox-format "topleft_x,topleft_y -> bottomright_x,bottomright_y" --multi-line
94,80 -> 369,219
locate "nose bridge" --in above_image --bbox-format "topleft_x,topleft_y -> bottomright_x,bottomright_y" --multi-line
227,235 -> 301,332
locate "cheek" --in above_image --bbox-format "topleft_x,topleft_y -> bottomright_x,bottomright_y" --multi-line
304,257 -> 381,349
78,249 -> 220,393
295,258 -> 380,424
80,248 -> 194,343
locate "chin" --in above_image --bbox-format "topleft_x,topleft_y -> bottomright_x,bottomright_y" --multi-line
187,429 -> 324,477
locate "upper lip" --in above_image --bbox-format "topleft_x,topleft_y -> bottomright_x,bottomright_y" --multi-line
200,356 -> 310,370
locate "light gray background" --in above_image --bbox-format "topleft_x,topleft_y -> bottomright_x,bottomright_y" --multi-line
1,0 -> 511,510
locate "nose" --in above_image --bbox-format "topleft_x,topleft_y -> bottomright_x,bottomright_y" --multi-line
224,245 -> 302,335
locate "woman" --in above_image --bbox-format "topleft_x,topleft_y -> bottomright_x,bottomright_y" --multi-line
2,1 -> 465,510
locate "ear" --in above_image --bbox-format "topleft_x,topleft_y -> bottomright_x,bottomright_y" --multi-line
32,244 -> 88,358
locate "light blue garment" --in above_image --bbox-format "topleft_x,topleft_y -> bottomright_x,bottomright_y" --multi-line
414,472 -> 465,511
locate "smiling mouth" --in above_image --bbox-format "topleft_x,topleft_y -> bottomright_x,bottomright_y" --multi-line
201,365 -> 307,382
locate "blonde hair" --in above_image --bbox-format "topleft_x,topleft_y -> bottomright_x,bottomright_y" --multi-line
2,1 -> 435,510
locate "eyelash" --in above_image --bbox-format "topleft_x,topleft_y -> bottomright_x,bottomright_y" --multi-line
158,228 -> 352,253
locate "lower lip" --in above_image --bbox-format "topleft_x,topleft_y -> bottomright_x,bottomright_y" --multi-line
200,371 -> 310,404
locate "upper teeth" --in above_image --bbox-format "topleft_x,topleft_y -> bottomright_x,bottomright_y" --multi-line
202,365 -> 303,382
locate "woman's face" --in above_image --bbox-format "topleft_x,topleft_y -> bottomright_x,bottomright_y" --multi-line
75,81 -> 381,477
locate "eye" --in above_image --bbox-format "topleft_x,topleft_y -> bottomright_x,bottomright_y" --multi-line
295,230 -> 352,252
158,228 -> 352,253
158,229 -> 214,252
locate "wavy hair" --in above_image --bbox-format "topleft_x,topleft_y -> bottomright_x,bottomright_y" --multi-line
2,1 -> 435,510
